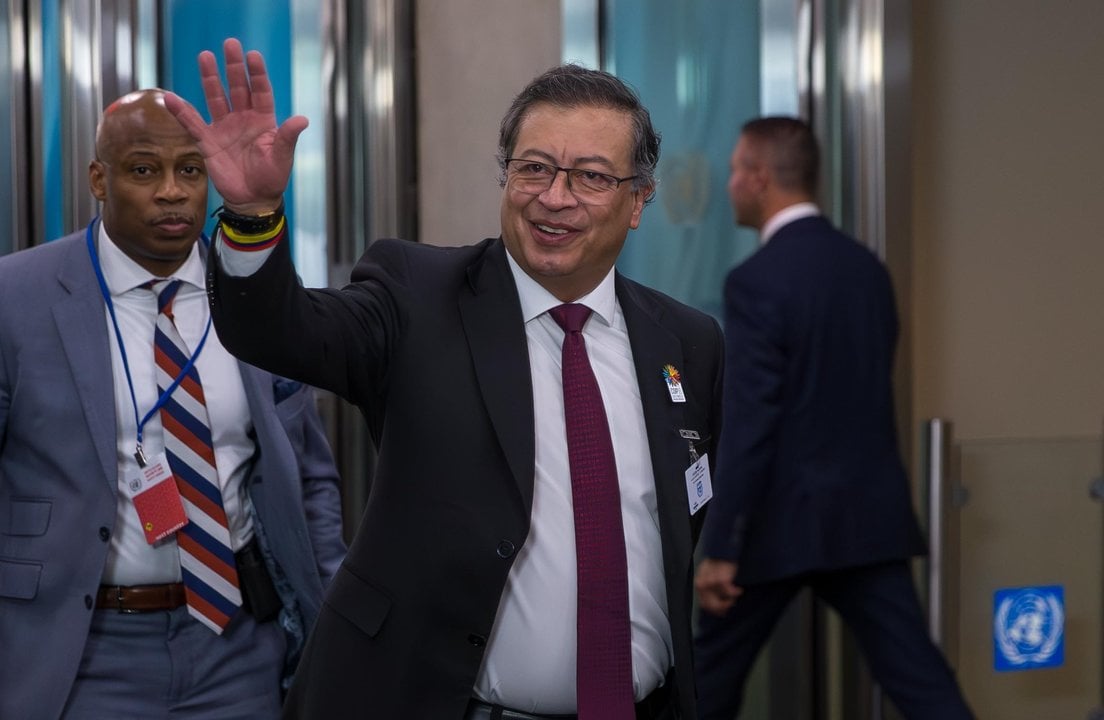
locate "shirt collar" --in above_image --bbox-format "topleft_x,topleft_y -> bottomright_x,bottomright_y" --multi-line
504,246 -> 617,327
760,202 -> 820,245
97,220 -> 205,297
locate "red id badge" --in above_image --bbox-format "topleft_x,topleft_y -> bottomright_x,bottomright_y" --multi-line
124,452 -> 188,544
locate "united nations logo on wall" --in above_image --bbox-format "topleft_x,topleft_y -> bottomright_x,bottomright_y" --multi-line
660,152 -> 710,226
993,585 -> 1064,671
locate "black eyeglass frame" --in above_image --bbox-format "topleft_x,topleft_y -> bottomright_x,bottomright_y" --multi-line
503,158 -> 640,196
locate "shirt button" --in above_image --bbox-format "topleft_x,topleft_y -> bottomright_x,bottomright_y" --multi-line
496,540 -> 516,559
99,527 -> 110,542
468,633 -> 487,647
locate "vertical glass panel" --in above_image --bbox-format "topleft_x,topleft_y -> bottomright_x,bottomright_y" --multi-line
562,0 -> 599,68
761,0 -> 801,116
603,0 -> 761,318
135,0 -> 158,90
41,0 -> 64,242
160,0 -> 328,287
0,0 -> 12,254
288,0 -> 326,288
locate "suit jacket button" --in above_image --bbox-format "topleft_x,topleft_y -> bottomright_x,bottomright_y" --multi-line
496,540 -> 515,558
468,633 -> 487,647
99,527 -> 110,542
84,595 -> 93,609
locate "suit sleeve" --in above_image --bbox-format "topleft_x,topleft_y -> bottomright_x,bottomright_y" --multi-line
700,268 -> 787,562
208,234 -> 401,406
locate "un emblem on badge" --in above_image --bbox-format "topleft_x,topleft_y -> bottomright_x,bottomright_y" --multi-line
993,585 -> 1064,671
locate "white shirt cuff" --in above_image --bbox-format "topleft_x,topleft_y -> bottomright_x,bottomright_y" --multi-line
216,237 -> 275,277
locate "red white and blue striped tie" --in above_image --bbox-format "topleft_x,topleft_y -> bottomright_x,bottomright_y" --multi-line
152,279 -> 241,633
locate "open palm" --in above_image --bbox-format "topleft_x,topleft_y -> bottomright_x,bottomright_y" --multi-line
164,38 -> 307,212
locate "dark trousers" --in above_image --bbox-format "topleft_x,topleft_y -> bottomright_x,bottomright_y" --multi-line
693,560 -> 974,720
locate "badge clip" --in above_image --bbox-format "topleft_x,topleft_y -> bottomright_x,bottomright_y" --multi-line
134,444 -> 148,468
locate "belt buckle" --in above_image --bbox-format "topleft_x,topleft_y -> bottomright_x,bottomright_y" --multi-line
114,586 -> 140,614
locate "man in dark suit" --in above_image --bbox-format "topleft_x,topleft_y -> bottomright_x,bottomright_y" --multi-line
0,90 -> 345,719
164,39 -> 723,719
693,117 -> 973,719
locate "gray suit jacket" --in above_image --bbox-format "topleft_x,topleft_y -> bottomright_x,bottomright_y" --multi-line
0,226 -> 347,720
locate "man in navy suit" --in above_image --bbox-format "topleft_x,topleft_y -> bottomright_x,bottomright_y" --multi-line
693,117 -> 973,719
0,89 -> 345,719
165,39 -> 724,718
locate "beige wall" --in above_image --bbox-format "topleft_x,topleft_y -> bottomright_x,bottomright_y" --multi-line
415,0 -> 562,248
911,0 -> 1104,441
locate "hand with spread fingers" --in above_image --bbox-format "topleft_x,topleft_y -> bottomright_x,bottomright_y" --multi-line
163,37 -> 306,214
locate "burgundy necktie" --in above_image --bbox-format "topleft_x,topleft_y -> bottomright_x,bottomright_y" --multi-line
549,303 -> 635,719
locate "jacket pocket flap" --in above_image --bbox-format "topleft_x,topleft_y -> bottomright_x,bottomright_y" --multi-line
0,558 -> 42,599
324,565 -> 391,637
4,498 -> 51,536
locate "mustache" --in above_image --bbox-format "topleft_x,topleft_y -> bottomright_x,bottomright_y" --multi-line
150,213 -> 194,225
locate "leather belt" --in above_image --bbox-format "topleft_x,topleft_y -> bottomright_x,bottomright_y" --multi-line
95,583 -> 186,613
95,538 -> 278,620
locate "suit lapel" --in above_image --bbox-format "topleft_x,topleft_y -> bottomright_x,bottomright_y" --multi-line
53,227 -> 118,492
616,276 -> 693,577
457,240 -> 536,513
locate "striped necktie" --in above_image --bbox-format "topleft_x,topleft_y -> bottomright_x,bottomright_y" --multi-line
549,303 -> 635,719
152,279 -> 241,633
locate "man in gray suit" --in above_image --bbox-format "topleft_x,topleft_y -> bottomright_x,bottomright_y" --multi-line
0,89 -> 346,719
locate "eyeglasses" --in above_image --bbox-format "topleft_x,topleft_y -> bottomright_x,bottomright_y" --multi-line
504,158 -> 639,204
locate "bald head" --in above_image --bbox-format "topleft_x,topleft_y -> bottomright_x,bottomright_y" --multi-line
90,88 -> 209,277
95,89 -> 172,161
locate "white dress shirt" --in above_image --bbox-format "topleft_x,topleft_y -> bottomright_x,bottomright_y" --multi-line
472,253 -> 671,713
97,224 -> 257,586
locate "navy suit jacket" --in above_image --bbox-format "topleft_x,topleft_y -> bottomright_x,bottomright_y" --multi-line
208,236 -> 725,719
701,215 -> 925,585
0,228 -> 346,720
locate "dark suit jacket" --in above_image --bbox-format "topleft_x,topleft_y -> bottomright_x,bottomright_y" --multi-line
0,229 -> 346,720
701,215 -> 925,585
208,236 -> 725,719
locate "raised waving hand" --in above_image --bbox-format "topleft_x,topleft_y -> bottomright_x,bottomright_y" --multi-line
164,38 -> 307,214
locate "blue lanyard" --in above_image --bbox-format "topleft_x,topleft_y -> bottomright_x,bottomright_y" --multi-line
85,219 -> 213,465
